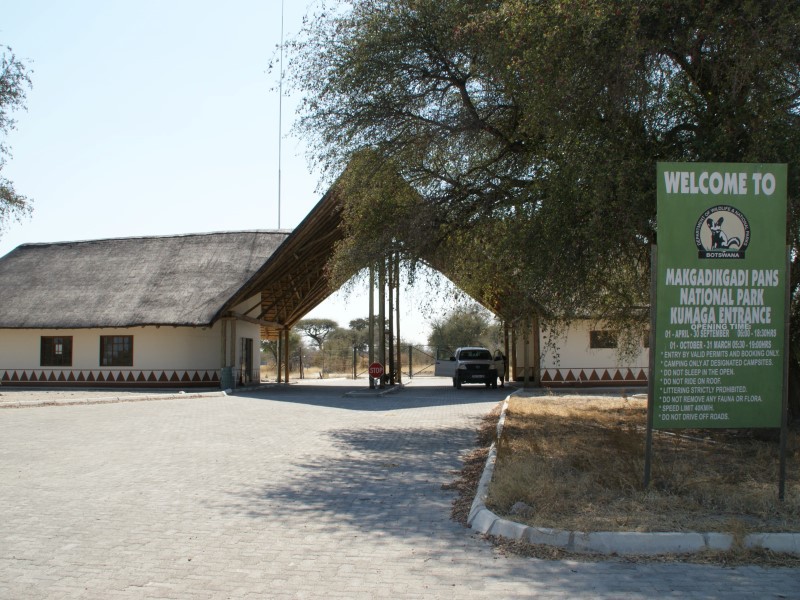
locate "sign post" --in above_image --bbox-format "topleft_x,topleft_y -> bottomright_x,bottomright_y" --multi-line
650,163 -> 788,490
368,361 -> 384,383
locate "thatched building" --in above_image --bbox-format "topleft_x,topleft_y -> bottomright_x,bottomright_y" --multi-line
0,176 -> 346,388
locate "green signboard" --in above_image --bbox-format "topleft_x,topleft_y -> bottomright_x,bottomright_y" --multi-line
654,163 -> 787,429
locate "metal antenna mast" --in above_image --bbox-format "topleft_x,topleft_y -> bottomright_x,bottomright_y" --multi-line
278,0 -> 285,229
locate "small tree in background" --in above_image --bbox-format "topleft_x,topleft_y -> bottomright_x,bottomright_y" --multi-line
294,318 -> 339,377
428,305 -> 496,358
261,330 -> 302,378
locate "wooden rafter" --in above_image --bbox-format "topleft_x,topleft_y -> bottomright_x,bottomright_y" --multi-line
221,185 -> 346,340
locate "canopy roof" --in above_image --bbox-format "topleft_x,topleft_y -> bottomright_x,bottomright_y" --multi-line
222,186 -> 345,338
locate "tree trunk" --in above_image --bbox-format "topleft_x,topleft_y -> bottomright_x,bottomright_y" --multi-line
787,345 -> 800,423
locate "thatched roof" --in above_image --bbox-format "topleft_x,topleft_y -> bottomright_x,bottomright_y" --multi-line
0,231 -> 289,329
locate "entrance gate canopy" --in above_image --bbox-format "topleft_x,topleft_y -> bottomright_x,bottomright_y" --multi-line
220,164 -> 505,340
220,186 -> 345,339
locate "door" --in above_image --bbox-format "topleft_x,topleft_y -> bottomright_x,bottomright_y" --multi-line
434,348 -> 457,378
240,338 -> 254,384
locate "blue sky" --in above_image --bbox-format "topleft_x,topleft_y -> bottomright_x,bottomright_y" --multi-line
0,1 -> 469,344
1,0 -> 317,254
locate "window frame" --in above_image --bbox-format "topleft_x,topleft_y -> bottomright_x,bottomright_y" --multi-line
589,330 -> 618,349
99,335 -> 134,367
40,336 -> 73,367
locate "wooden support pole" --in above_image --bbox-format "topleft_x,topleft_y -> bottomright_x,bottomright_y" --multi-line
395,252 -> 402,384
284,327 -> 290,384
510,325 -> 517,382
230,319 -> 237,388
276,332 -> 282,384
532,314 -> 541,385
779,246 -> 791,499
220,319 -> 228,368
503,322 -> 510,383
369,265 -> 375,389
523,319 -> 530,387
388,255 -> 395,385
644,245 -> 658,489
378,259 -> 386,389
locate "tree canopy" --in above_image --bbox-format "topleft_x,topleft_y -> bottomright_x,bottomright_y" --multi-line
427,304 -> 499,355
289,0 -> 800,329
294,318 -> 339,350
0,45 -> 32,237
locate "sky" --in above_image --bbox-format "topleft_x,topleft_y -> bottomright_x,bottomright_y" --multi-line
0,0 -> 469,343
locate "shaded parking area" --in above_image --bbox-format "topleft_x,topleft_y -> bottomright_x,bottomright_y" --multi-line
1,379 -> 797,599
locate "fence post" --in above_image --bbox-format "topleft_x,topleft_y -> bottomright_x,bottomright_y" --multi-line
408,345 -> 413,378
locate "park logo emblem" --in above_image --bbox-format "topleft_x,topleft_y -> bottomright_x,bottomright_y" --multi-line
694,205 -> 750,259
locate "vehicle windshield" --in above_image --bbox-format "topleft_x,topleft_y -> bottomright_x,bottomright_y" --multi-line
459,349 -> 491,360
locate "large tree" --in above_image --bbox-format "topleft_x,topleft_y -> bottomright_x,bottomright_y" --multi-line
0,46 -> 32,236
289,0 -> 800,409
290,0 -> 799,306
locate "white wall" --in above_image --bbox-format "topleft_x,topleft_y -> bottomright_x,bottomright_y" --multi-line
539,322 -> 648,370
0,294 -> 266,369
0,294 -> 265,385
512,320 -> 649,384
227,295 -> 263,384
0,326 -> 221,371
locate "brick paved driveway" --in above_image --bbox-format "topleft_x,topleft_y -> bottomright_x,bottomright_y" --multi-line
1,379 -> 797,599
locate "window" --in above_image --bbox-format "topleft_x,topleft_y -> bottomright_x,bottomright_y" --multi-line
100,335 -> 133,366
590,330 -> 617,349
41,336 -> 73,366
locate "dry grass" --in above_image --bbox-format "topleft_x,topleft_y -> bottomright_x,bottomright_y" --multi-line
443,403 -> 502,525
486,394 -> 800,535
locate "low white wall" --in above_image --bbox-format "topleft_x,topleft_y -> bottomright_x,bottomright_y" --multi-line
513,320 -> 649,385
0,326 -> 221,371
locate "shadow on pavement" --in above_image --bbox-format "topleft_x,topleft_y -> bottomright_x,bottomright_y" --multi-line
233,381 -> 510,412
202,386 -> 793,598
208,415 -> 785,598
215,421 -> 482,540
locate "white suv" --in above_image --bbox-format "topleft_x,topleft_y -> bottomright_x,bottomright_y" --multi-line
434,346 -> 499,389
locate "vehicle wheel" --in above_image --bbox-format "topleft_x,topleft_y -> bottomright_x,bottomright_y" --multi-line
485,382 -> 491,388
456,378 -> 462,389
492,380 -> 498,389
452,378 -> 458,388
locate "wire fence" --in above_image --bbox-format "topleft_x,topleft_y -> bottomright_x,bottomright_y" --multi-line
261,345 -> 454,380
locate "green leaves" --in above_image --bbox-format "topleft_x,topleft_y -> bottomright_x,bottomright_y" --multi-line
0,45 -> 32,237
294,318 -> 339,350
290,0 -> 800,331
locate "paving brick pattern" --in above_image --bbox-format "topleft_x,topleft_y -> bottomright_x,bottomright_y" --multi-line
1,380 -> 798,599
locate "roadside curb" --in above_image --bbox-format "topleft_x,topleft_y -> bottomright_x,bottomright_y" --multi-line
467,396 -> 800,556
344,384 -> 404,398
0,389 -> 230,409
0,380 -> 400,409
